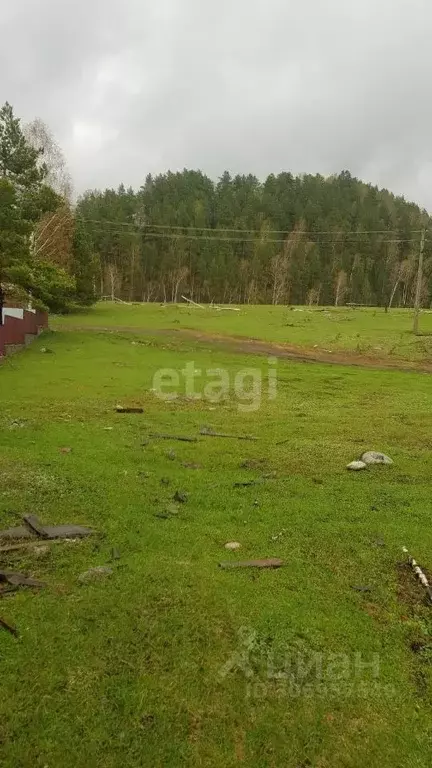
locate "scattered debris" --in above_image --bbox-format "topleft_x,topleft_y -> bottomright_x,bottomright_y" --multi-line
40,347 -> 54,354
167,450 -> 177,461
361,451 -> 393,465
347,460 -> 367,471
233,480 -> 259,488
224,542 -> 242,551
160,477 -> 170,486
154,504 -> 179,519
59,447 -> 72,454
111,548 -> 121,560
0,539 -> 70,554
350,585 -> 372,593
182,462 -> 202,470
34,545 -> 49,556
78,566 -> 113,583
103,427 -> 114,431
0,615 -> 18,637
240,458 -> 266,470
181,295 -> 205,309
23,514 -> 49,538
219,558 -> 284,570
0,571 -> 45,588
373,539 -> 386,548
173,490 -> 188,503
402,547 -> 432,603
150,433 -> 198,443
234,473 -> 275,488
253,500 -> 260,507
275,438 -> 290,446
271,529 -> 286,542
200,426 -> 258,441
0,586 -> 20,597
8,419 -> 26,429
0,515 -> 95,541
115,405 -> 144,413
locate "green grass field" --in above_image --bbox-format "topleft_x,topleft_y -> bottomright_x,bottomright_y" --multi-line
1,306 -> 432,766
53,302 -> 432,363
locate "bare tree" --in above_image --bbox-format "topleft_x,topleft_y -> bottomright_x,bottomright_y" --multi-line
334,270 -> 348,306
24,118 -> 73,200
33,206 -> 74,267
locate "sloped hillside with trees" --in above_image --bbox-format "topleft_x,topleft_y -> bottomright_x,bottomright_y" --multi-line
78,170 -> 431,307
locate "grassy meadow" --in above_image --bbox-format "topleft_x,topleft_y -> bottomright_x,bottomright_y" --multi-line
0,304 -> 432,766
52,302 -> 432,363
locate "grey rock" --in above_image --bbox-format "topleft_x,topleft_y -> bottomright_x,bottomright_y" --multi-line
361,451 -> 393,465
78,566 -> 113,583
347,460 -> 367,471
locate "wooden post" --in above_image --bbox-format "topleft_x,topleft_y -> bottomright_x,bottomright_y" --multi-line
413,228 -> 426,335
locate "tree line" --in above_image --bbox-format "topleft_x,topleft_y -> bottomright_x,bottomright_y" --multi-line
2,99 -> 431,312
78,170 -> 432,307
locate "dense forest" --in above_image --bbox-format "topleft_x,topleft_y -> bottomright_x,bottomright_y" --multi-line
2,99 -> 432,311
78,171 -> 432,307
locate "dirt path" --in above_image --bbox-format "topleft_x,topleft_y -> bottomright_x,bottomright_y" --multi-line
57,324 -> 432,374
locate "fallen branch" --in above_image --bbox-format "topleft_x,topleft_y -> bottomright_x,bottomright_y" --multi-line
181,296 -> 205,309
115,406 -> 144,414
200,427 -> 258,441
150,433 -> 198,443
0,540 -> 69,553
403,547 -> 432,603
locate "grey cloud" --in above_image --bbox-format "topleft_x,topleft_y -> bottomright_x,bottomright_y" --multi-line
1,0 -> 432,207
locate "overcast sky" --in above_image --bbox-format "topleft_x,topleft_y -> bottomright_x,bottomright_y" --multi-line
2,0 -> 432,207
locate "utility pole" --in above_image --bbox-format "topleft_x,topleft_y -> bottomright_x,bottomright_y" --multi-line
413,228 -> 426,335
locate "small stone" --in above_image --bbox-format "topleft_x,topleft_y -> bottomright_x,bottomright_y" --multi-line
225,541 -> 241,551
160,477 -> 170,486
361,451 -> 393,465
60,447 -> 72,454
78,566 -> 113,583
167,450 -> 176,461
173,490 -> 188,503
347,460 -> 367,471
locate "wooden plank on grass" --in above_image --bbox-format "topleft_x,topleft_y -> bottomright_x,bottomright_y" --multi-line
219,558 -> 284,569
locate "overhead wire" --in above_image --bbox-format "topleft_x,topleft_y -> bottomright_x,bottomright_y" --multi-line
80,221 -> 421,246
80,216 -> 424,238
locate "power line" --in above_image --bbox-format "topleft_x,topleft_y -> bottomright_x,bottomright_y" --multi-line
81,222 -> 420,246
80,217 -> 423,238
